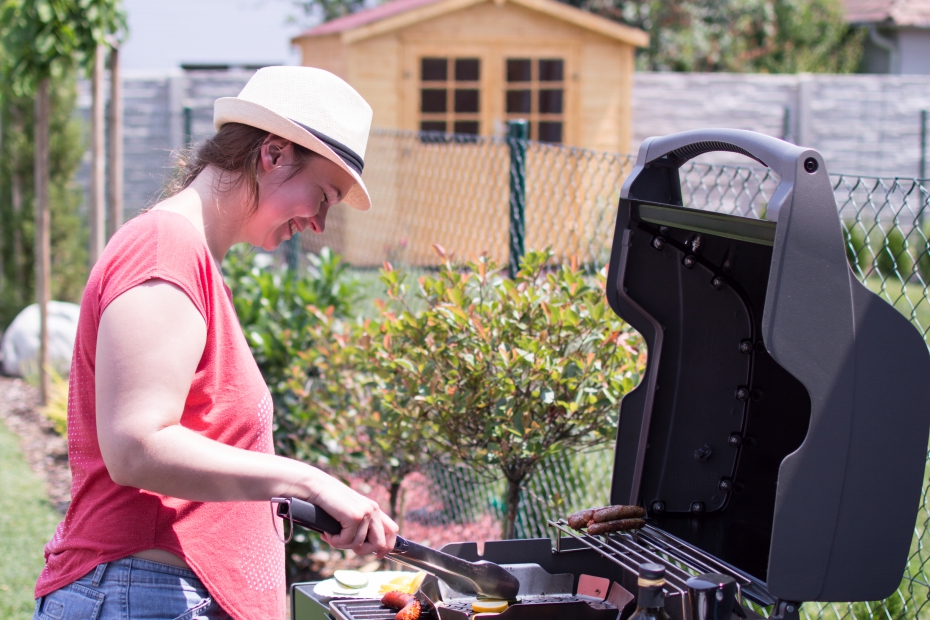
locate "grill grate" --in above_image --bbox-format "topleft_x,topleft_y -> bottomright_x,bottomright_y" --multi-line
329,599 -> 435,620
548,520 -> 776,612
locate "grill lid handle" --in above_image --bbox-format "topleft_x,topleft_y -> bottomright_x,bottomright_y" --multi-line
632,128 -> 802,177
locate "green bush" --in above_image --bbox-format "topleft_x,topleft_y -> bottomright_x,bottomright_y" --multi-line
223,245 -> 360,425
224,246 -> 361,584
289,248 -> 644,539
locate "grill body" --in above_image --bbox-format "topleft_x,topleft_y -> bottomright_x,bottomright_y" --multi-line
606,129 -> 930,605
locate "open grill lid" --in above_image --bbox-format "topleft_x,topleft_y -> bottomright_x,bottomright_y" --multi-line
604,129 -> 930,604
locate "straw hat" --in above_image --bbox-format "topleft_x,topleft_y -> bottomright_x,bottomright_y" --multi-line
214,66 -> 373,211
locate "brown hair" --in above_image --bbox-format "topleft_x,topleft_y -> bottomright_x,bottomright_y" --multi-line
165,122 -> 317,213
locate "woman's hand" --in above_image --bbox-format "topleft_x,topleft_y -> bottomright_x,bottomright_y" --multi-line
304,474 -> 399,559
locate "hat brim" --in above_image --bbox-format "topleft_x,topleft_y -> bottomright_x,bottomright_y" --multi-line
214,97 -> 371,211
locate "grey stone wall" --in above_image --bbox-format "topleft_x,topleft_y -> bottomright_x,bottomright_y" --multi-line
74,70 -> 930,221
630,72 -> 930,178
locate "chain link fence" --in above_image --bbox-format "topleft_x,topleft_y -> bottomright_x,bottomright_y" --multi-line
299,128 -> 930,618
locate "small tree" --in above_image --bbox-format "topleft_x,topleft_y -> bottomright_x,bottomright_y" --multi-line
372,248 -> 642,539
562,0 -> 864,73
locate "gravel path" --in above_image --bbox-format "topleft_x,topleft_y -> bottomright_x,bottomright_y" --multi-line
0,377 -> 71,514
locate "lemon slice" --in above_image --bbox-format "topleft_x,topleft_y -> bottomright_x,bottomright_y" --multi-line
333,570 -> 368,589
472,599 -> 509,613
378,574 -> 414,594
408,571 -> 428,593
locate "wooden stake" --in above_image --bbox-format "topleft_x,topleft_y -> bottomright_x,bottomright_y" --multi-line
108,44 -> 123,238
89,43 -> 106,265
34,78 -> 51,405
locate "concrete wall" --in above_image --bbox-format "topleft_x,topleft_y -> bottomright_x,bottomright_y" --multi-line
629,72 -> 930,178
74,70 -> 930,222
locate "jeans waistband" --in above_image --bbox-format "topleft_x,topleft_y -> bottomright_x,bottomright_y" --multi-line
83,557 -> 201,584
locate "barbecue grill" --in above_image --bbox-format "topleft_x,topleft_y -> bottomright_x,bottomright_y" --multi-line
290,129 -> 930,620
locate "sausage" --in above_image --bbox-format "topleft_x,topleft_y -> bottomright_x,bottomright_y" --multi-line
568,507 -> 604,529
586,518 -> 646,535
591,505 -> 646,523
381,591 -> 421,620
381,591 -> 415,608
395,599 -> 421,620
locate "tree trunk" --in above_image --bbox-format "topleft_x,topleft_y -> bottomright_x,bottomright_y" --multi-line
11,110 -> 23,293
388,480 -> 405,534
502,477 -> 523,540
34,78 -> 51,405
89,43 -> 106,265
107,44 -> 123,239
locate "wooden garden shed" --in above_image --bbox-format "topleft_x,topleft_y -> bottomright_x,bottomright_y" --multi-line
291,0 -> 648,267
292,0 -> 648,152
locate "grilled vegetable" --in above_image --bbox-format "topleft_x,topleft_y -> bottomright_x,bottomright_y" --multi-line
472,599 -> 510,613
334,570 -> 368,589
591,505 -> 646,523
586,518 -> 646,535
381,591 -> 421,620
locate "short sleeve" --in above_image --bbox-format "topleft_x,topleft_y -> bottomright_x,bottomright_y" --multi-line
96,211 -> 213,325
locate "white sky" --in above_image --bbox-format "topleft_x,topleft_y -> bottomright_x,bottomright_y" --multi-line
121,0 -> 308,71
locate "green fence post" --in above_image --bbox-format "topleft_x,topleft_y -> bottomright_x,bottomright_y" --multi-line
920,109 -> 927,180
285,235 -> 300,275
183,106 -> 193,148
508,120 -> 528,278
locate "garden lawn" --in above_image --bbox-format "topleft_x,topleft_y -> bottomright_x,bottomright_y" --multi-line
0,420 -> 60,619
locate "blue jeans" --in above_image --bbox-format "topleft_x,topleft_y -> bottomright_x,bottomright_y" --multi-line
33,557 -> 231,620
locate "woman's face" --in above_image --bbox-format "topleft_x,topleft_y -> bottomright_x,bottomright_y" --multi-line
245,136 -> 356,251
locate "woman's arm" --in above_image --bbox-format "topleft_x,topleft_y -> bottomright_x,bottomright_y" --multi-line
96,279 -> 397,556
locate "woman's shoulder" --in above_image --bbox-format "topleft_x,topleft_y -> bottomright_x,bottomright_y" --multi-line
105,210 -> 210,264
94,210 -> 215,318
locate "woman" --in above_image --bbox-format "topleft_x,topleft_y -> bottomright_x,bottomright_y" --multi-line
33,67 -> 398,620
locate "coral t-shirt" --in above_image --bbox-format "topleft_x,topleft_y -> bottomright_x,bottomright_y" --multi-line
35,210 -> 286,620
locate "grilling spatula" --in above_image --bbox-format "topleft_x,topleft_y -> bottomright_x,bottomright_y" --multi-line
273,496 -> 521,600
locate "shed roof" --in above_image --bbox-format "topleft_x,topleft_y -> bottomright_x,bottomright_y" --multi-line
292,0 -> 649,46
843,0 -> 930,27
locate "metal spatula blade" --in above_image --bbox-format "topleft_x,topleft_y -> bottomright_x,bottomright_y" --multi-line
273,496 -> 521,600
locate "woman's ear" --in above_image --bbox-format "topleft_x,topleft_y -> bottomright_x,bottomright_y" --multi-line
259,134 -> 294,172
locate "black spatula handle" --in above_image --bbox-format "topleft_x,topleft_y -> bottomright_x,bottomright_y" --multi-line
273,496 -> 342,535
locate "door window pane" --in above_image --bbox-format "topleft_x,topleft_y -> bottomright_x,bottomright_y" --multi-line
421,89 -> 447,113
453,121 -> 480,135
455,89 -> 480,113
538,59 -> 564,81
506,59 -> 532,82
420,121 -> 447,132
455,58 -> 480,81
538,121 -> 562,143
506,90 -> 532,114
421,58 -> 447,81
538,89 -> 563,114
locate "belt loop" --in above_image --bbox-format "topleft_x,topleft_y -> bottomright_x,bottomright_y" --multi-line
91,562 -> 109,587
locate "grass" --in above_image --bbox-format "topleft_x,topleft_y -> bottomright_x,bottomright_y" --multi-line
0,420 -> 62,619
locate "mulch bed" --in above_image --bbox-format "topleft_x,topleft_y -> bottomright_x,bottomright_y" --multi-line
0,376 -> 71,514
